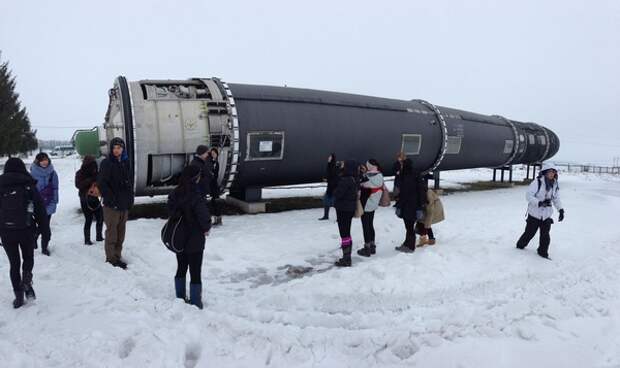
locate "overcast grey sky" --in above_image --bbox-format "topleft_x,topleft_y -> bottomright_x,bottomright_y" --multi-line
1,0 -> 619,164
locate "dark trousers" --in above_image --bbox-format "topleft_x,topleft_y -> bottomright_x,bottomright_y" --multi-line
336,210 -> 354,239
36,214 -> 52,249
81,198 -> 103,241
176,252 -> 203,284
517,215 -> 553,256
1,229 -> 35,291
361,211 -> 375,243
210,194 -> 221,217
403,218 -> 417,247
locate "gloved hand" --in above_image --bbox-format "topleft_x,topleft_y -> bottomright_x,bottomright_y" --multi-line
416,209 -> 425,220
538,199 -> 552,207
558,209 -> 565,222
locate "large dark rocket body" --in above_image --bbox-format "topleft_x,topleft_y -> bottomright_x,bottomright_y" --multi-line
94,76 -> 559,198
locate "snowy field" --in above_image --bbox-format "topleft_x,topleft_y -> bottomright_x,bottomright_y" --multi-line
1,157 -> 620,368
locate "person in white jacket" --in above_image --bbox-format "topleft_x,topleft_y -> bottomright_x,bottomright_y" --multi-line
516,162 -> 565,258
357,159 -> 384,257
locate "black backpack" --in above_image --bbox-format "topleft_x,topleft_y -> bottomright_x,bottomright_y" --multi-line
0,185 -> 33,229
161,211 -> 190,253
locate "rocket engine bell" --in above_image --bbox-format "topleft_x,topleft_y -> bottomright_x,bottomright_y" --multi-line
91,76 -> 559,198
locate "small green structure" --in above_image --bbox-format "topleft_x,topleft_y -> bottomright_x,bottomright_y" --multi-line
72,128 -> 101,157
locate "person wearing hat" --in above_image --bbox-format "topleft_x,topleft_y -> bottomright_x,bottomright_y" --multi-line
97,137 -> 134,269
30,152 -> 58,255
167,165 -> 211,309
516,162 -> 565,259
0,158 -> 49,308
357,159 -> 384,256
189,145 -> 213,198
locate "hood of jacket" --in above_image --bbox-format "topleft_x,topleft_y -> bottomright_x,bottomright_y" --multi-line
108,137 -> 129,162
540,162 -> 560,174
0,172 -> 37,188
80,160 -> 98,175
30,162 -> 55,180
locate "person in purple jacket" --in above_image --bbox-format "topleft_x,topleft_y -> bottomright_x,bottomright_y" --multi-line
30,152 -> 58,256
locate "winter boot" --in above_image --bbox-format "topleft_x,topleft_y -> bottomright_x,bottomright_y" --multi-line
370,241 -> 376,255
13,289 -> 25,309
427,239 -> 436,245
395,236 -> 415,253
318,207 -> 329,221
23,272 -> 36,300
189,283 -> 203,309
335,241 -> 352,267
416,235 -> 429,248
41,240 -> 50,256
175,277 -> 187,301
85,238 -> 93,246
356,243 -> 372,257
96,225 -> 104,242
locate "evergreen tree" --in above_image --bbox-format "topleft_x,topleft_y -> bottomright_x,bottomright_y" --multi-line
0,51 -> 38,156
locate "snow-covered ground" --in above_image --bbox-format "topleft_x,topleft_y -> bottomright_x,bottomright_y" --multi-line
1,157 -> 620,368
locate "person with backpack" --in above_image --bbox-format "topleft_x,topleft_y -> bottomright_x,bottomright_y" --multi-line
318,153 -> 339,221
394,159 -> 427,253
0,158 -> 49,308
332,160 -> 359,267
30,152 -> 58,256
166,165 -> 211,309
75,155 -> 103,245
357,159 -> 384,257
516,162 -> 565,259
97,137 -> 134,269
209,148 -> 222,226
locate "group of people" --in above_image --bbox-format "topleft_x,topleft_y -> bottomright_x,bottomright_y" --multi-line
0,140 -> 222,309
0,140 -> 566,309
321,155 -> 565,266
321,154 -> 446,267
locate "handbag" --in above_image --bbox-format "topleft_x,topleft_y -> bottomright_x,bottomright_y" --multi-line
161,215 -> 188,253
379,185 -> 391,207
86,195 -> 101,211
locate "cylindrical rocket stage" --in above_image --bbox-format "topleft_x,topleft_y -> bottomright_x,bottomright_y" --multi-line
93,76 -> 559,197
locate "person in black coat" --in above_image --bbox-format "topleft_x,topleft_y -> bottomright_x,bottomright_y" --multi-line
209,148 -> 222,226
167,165 -> 212,309
0,158 -> 49,308
189,145 -> 213,198
394,159 -> 427,253
319,153 -> 340,220
75,155 -> 104,245
332,160 -> 359,267
392,152 -> 405,199
97,137 -> 134,269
